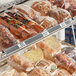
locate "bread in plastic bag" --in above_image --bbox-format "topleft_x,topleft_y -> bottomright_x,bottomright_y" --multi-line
0,13 -> 39,40
62,47 -> 76,63
0,24 -> 18,52
36,36 -> 61,60
31,1 -> 52,16
35,59 -> 57,73
54,53 -> 76,74
6,9 -> 44,33
7,53 -> 34,72
48,8 -> 71,23
40,16 -> 57,29
28,68 -> 50,76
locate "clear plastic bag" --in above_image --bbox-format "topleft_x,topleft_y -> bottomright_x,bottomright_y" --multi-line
40,16 -> 58,29
54,53 -> 76,74
7,53 -> 34,72
31,1 -> 52,16
35,59 -> 57,73
0,24 -> 18,52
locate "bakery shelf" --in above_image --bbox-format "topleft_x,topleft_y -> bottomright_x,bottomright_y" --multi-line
0,16 -> 76,63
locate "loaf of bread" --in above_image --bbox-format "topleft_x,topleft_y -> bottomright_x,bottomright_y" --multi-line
62,47 -> 76,62
7,53 -> 34,72
23,47 -> 44,64
35,59 -> 57,73
40,16 -> 57,29
14,4 -> 41,22
36,36 -> 61,60
54,53 -> 76,74
0,24 -> 18,52
50,68 -> 71,76
28,68 -> 50,76
48,8 -> 71,23
31,1 -> 52,16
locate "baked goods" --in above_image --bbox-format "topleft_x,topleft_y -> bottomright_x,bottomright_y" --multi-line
7,53 -> 34,72
54,53 -> 76,74
14,4 -> 41,22
40,16 -> 57,29
31,1 -> 52,16
37,36 -> 61,60
0,24 -> 18,52
6,11 -> 44,33
28,68 -> 50,76
0,69 -> 19,76
23,47 -> 44,63
48,8 -> 71,23
35,59 -> 57,73
51,68 -> 71,76
62,47 -> 76,62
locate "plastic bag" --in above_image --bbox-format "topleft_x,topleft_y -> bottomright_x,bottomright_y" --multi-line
7,53 -> 34,72
31,1 -> 52,16
40,16 -> 57,29
28,68 -> 50,76
35,59 -> 57,73
54,53 -> 76,74
62,47 -> 76,63
0,24 -> 18,52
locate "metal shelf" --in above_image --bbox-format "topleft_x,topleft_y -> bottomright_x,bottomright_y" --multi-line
0,16 -> 76,63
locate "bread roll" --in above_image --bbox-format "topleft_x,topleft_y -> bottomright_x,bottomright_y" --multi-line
54,54 -> 76,74
23,47 -> 44,64
31,1 -> 52,16
28,68 -> 50,76
48,8 -> 71,23
40,16 -> 57,29
7,53 -> 34,72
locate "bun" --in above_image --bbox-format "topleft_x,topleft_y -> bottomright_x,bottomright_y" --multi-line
7,53 -> 34,72
0,24 -> 18,52
28,68 -> 50,76
48,8 -> 71,23
31,1 -> 52,16
54,54 -> 76,74
40,16 -> 57,29
23,47 -> 44,64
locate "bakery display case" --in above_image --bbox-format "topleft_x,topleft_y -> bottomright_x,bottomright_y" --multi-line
0,0 -> 76,76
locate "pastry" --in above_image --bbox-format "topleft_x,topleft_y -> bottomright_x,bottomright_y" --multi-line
7,53 -> 34,72
35,59 -> 57,72
40,16 -> 57,29
0,24 -> 18,52
31,1 -> 52,16
28,68 -> 50,76
48,8 -> 71,23
54,53 -> 76,74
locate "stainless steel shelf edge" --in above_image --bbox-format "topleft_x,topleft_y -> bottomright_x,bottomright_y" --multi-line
0,16 -> 76,62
